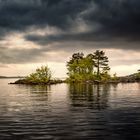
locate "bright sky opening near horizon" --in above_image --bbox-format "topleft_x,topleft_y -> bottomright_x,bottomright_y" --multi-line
0,0 -> 140,78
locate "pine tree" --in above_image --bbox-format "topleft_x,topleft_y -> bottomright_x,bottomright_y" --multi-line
93,50 -> 110,77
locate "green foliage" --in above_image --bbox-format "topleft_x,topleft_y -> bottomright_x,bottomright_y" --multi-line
67,53 -> 95,82
26,65 -> 52,84
135,69 -> 140,79
111,73 -> 118,81
101,72 -> 111,82
67,50 -> 111,82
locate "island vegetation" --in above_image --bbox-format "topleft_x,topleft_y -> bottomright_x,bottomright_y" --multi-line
11,50 -> 140,85
12,65 -> 63,85
66,50 -> 112,83
119,69 -> 140,82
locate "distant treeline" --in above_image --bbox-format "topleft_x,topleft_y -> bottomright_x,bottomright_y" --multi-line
0,76 -> 25,79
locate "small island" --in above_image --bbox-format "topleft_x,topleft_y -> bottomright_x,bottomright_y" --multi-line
10,65 -> 64,85
11,50 -> 140,85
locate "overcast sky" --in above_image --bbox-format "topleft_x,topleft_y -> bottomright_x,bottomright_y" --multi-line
0,0 -> 140,77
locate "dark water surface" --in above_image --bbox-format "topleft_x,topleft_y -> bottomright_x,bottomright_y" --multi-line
0,79 -> 140,140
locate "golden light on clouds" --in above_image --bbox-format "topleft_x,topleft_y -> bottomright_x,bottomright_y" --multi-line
2,33 -> 40,50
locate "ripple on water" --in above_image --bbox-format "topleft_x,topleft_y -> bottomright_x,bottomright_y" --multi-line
0,81 -> 140,139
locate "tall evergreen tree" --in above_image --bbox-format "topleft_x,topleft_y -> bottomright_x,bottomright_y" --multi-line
93,50 -> 110,77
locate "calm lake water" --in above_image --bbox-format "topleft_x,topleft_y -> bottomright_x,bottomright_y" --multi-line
0,79 -> 140,140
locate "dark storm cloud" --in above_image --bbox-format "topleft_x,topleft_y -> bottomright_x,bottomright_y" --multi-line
0,0 -> 88,34
25,31 -> 140,50
24,0 -> 140,50
0,0 -> 140,40
0,45 -> 51,64
86,0 -> 140,38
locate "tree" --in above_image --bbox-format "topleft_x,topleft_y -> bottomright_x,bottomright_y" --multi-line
93,50 -> 110,78
67,52 -> 83,75
26,65 -> 52,83
67,52 -> 94,81
67,50 -> 111,82
86,54 -> 95,74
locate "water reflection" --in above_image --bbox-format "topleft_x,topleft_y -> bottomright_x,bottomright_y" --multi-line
69,83 -> 117,110
0,80 -> 140,140
29,85 -> 51,94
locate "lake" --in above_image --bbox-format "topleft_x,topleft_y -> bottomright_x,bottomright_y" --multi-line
0,79 -> 140,140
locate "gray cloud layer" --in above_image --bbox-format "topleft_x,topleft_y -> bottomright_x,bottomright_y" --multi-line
0,0 -> 140,65
0,0 -> 140,38
25,0 -> 140,50
0,0 -> 87,33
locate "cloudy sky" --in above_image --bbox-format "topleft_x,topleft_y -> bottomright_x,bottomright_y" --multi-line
0,0 -> 140,77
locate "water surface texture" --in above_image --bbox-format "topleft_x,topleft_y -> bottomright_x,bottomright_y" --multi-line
0,79 -> 140,140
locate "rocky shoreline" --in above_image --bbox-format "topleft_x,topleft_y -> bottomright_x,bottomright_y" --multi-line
9,78 -> 65,85
9,76 -> 140,85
